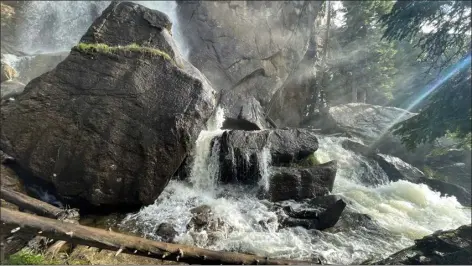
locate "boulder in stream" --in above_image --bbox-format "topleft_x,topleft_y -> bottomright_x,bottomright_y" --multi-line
371,224 -> 472,265
268,161 -> 337,202
215,128 -> 319,184
0,2 -> 217,207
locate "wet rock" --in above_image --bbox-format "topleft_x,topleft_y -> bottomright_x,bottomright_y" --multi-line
177,1 -> 323,128
374,153 -> 425,183
268,161 -> 337,202
371,224 -> 472,265
155,223 -> 178,243
1,80 -> 25,100
216,128 -> 319,184
187,205 -> 227,233
306,195 -> 343,210
315,199 -> 347,230
341,139 -> 375,156
279,199 -> 346,231
0,2 -> 216,207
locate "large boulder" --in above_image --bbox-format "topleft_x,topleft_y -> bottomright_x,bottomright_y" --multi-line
268,161 -> 337,202
0,2 -> 216,207
215,128 -> 319,184
176,1 -> 323,128
371,224 -> 472,265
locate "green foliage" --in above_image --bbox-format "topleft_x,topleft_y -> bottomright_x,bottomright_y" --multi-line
325,0 -> 397,105
392,60 -> 471,150
6,249 -> 60,265
381,1 -> 472,150
380,1 -> 471,71
291,153 -> 321,168
74,42 -> 182,68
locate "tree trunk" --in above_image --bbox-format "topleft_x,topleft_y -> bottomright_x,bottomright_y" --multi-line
1,208 -> 317,265
322,1 -> 331,62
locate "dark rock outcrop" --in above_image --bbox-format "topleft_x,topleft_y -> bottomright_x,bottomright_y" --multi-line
268,161 -> 337,202
0,2 -> 216,207
371,224 -> 472,265
176,1 -> 323,128
215,128 -> 319,184
278,199 -> 346,231
155,222 -> 178,243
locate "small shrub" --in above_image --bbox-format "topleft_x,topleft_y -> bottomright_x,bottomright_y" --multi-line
5,249 -> 60,265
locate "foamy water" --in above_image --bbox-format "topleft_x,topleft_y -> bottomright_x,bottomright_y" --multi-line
122,126 -> 471,264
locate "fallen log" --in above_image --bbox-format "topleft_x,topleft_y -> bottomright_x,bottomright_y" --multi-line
1,208 -> 317,265
0,187 -> 63,219
0,188 -> 79,258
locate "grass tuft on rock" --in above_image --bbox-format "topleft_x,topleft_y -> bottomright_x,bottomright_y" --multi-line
289,153 -> 321,168
74,42 -> 182,68
6,249 -> 59,265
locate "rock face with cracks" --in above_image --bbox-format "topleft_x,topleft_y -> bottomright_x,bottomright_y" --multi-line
176,1 -> 323,129
0,2 -> 216,207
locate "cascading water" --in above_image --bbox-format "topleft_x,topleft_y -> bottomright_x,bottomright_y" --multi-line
12,1 -> 188,56
121,132 -> 471,264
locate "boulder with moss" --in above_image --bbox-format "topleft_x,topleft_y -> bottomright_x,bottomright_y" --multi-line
0,2 -> 216,207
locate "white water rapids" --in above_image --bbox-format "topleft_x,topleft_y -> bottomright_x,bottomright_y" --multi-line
121,109 -> 471,264
4,1 -> 471,263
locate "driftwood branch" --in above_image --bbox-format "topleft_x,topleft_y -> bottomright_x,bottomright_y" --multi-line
1,208 -> 316,265
0,188 -> 79,259
0,188 -> 63,219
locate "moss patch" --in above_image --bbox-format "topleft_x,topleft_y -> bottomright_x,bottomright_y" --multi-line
73,43 -> 182,68
290,153 -> 321,168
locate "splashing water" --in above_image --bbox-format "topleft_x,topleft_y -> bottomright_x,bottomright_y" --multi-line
122,131 -> 471,264
189,107 -> 226,191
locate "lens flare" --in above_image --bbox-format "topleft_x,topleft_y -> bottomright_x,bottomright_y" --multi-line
369,53 -> 472,148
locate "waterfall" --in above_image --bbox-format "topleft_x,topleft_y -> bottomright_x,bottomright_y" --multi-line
11,1 -> 188,57
122,133 -> 471,264
188,107 -> 226,191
